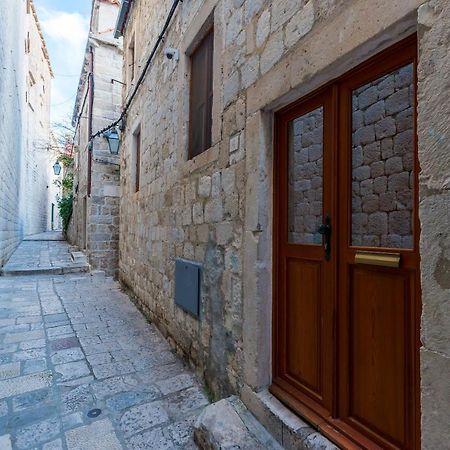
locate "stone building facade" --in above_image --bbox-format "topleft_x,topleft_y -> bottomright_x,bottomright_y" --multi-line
0,0 -> 53,266
114,1 -> 449,448
21,0 -> 54,237
0,0 -> 26,266
69,0 -> 122,277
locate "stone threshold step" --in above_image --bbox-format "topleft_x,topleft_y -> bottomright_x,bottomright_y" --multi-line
194,396 -> 283,450
22,237 -> 64,241
70,251 -> 88,265
241,387 -> 339,450
1,265 -> 89,277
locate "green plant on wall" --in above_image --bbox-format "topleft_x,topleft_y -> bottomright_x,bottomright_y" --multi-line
54,172 -> 74,193
61,172 -> 74,192
58,153 -> 73,168
58,194 -> 73,234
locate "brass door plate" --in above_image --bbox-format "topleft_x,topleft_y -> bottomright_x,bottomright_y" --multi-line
354,251 -> 401,268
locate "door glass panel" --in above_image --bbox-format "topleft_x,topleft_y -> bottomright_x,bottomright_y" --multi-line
288,107 -> 323,244
351,64 -> 414,248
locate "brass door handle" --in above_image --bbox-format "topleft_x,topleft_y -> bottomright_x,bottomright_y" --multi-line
354,251 -> 401,268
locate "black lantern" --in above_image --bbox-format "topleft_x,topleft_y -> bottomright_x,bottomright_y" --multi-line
103,127 -> 121,155
53,161 -> 61,176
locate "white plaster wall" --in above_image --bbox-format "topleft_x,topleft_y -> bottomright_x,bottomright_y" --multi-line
0,0 -> 26,266
20,4 -> 52,237
0,0 -> 53,266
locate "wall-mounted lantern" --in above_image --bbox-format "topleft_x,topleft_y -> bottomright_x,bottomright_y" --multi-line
53,161 -> 61,176
102,127 -> 121,155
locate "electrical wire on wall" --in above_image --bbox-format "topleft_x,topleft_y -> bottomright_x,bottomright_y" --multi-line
89,0 -> 183,141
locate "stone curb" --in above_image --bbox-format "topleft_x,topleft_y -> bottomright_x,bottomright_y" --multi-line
0,265 -> 90,277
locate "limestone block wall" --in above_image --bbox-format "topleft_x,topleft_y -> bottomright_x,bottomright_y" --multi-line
119,0 -> 356,399
20,0 -> 52,237
351,65 -> 414,248
70,0 -> 122,277
117,1 -> 449,446
288,107 -> 323,244
0,0 -> 26,266
417,2 -> 450,449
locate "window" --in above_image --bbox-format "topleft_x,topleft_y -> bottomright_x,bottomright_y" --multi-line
133,128 -> 141,192
25,33 -> 30,54
128,35 -> 136,84
189,28 -> 214,159
29,71 -> 36,87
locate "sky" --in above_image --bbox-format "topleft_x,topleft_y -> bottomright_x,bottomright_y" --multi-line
34,0 -> 93,127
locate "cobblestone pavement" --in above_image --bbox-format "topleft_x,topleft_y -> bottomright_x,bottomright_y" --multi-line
1,240 -> 87,275
0,241 -> 209,449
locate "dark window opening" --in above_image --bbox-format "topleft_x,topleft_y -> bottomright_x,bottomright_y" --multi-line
128,37 -> 136,83
134,129 -> 141,192
189,28 -> 214,159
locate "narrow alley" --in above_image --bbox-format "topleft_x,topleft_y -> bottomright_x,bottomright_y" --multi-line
1,0 -> 449,449
0,235 -> 208,449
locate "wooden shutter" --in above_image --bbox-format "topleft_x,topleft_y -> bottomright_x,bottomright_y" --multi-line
189,29 -> 214,158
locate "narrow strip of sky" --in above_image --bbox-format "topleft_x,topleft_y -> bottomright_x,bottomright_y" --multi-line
34,0 -> 92,126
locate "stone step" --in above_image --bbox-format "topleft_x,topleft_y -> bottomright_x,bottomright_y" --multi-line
90,270 -> 106,278
70,251 -> 88,265
241,387 -> 339,450
194,396 -> 283,450
23,231 -> 64,241
0,264 -> 90,277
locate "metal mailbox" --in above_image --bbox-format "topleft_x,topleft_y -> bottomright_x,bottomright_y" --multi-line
174,258 -> 201,318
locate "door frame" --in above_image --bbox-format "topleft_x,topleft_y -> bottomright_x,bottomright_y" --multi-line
271,34 -> 420,449
272,85 -> 339,422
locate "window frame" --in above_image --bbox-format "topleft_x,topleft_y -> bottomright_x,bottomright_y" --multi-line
188,26 -> 214,160
128,34 -> 136,85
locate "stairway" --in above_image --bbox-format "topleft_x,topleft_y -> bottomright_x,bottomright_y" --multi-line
0,233 -> 90,276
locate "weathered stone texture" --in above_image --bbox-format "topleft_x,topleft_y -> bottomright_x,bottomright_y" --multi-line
288,107 -> 323,244
0,0 -> 52,266
69,0 -> 122,277
20,1 -> 53,238
417,1 -> 450,448
117,0 -> 448,447
117,0 -> 353,405
352,66 -> 414,248
0,0 -> 25,266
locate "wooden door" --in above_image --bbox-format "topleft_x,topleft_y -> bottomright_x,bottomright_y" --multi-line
272,87 -> 337,421
272,36 -> 420,449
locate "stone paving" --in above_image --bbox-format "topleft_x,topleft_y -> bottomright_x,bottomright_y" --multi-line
0,238 -> 209,449
23,232 -> 64,242
1,240 -> 88,276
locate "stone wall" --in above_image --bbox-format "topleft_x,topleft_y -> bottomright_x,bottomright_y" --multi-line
20,1 -> 53,237
288,107 -> 323,244
117,0 -> 449,447
0,0 -> 53,267
352,65 -> 414,248
417,2 -> 450,449
70,0 -> 122,277
118,0 -> 358,399
0,0 -> 26,266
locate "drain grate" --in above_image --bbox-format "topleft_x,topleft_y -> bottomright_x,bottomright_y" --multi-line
87,408 -> 102,418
